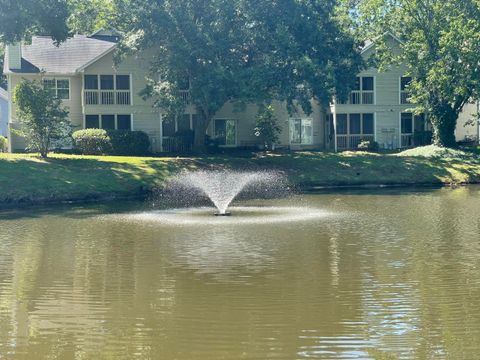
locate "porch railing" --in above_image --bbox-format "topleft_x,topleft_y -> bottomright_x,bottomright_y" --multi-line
84,90 -> 131,105
177,90 -> 191,104
400,92 -> 410,104
336,91 -> 374,105
336,134 -> 374,150
162,136 -> 193,153
401,134 -> 414,147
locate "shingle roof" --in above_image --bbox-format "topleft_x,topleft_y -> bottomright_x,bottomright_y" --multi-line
4,35 -> 116,74
0,87 -> 7,101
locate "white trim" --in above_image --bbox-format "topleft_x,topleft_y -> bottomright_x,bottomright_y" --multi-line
333,110 -> 338,152
131,113 -> 134,131
159,113 -> 163,152
398,112 -> 402,148
374,112 -> 377,142
214,118 -> 238,147
43,76 -> 71,101
76,46 -> 116,72
361,32 -> 404,54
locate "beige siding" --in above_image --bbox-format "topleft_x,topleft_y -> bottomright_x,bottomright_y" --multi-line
9,73 -> 82,151
456,103 -> 479,141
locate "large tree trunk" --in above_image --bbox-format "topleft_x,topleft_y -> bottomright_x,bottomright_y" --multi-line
430,103 -> 458,148
192,111 -> 210,153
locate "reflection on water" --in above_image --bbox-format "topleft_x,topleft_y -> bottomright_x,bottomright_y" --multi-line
0,187 -> 480,359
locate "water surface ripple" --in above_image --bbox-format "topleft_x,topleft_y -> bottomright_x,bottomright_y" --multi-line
0,188 -> 480,359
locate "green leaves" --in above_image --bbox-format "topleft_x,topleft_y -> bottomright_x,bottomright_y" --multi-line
349,0 -> 480,147
13,79 -> 71,157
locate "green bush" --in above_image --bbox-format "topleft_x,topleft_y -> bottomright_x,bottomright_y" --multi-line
0,136 -> 8,152
72,129 -> 150,156
108,130 -> 150,156
413,130 -> 433,146
357,139 -> 379,152
72,129 -> 111,155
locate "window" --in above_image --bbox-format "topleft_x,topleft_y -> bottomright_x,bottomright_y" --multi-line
117,115 -> 131,130
101,115 -> 115,130
401,77 -> 412,91
349,114 -> 361,134
84,75 -> 98,90
85,115 -> 99,128
116,75 -> 130,90
289,118 -> 313,145
349,76 -> 374,104
336,114 -> 348,135
402,112 -> 426,134
84,75 -> 131,105
400,77 -> 412,104
100,75 -> 114,90
215,119 -> 236,146
85,114 -> 132,130
43,78 -> 70,100
363,113 -> 374,134
162,114 -> 176,137
336,113 -> 374,135
177,114 -> 191,132
401,113 -> 413,134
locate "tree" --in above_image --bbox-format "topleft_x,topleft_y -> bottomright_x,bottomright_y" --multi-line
13,79 -> 71,158
117,0 -> 363,152
0,0 -> 70,44
67,0 -> 118,34
344,0 -> 480,147
254,105 -> 282,150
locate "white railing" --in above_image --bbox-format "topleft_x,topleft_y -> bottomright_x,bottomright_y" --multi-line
400,92 -> 409,104
401,134 -> 413,147
84,90 -> 131,105
337,91 -> 375,105
336,134 -> 374,150
177,90 -> 191,104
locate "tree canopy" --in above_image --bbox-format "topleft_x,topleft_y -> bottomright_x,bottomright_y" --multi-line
13,79 -> 71,157
117,0 -> 363,151
0,0 -> 70,44
345,0 -> 480,147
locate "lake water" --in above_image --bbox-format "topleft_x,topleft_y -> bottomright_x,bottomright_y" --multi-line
1,187 -> 480,359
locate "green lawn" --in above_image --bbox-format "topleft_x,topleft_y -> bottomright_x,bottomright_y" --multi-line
1,146 -> 480,205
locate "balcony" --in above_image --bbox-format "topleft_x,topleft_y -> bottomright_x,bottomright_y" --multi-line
84,90 -> 131,105
337,91 -> 374,105
400,91 -> 410,104
178,90 -> 191,104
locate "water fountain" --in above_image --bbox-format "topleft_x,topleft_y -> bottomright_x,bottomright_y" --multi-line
101,170 -> 332,225
171,170 -> 281,216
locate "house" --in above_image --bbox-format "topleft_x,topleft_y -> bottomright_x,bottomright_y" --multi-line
3,31 -> 477,153
0,87 -> 8,137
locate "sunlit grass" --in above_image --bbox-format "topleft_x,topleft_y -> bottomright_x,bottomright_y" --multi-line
1,147 -> 480,205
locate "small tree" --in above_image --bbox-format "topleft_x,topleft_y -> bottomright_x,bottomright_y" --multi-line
13,79 -> 71,158
254,105 -> 281,150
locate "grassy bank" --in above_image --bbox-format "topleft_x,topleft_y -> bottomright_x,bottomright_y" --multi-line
1,145 -> 480,205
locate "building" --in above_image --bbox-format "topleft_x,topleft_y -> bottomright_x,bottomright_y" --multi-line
3,31 -> 477,153
0,87 -> 8,137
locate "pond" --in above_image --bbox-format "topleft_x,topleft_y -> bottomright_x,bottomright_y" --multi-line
1,186 -> 480,359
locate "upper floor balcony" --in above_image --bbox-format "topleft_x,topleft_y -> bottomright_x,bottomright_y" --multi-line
83,74 -> 131,106
84,90 -> 131,105
335,76 -> 375,105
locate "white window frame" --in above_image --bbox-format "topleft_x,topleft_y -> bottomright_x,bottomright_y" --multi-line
399,76 -> 412,105
214,118 -> 237,147
289,117 -> 314,145
43,77 -> 70,100
84,114 -> 132,130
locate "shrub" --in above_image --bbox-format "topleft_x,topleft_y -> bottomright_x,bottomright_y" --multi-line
72,129 -> 150,156
357,139 -> 379,152
72,129 -> 111,155
254,105 -> 282,150
108,130 -> 150,156
0,136 -> 7,152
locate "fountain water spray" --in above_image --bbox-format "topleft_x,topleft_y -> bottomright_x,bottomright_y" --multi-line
170,170 -> 282,215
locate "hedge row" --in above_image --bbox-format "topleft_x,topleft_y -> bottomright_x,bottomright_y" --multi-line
72,129 -> 150,156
